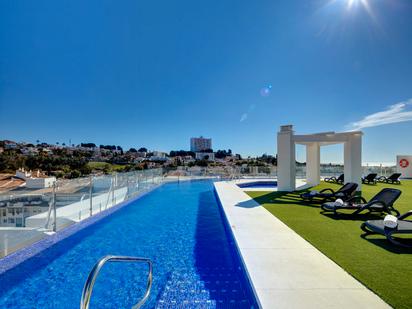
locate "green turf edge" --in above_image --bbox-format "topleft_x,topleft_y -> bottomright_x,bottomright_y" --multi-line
246,180 -> 412,309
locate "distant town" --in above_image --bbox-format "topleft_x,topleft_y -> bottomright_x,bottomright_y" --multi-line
0,136 -> 281,228
0,136 -> 278,182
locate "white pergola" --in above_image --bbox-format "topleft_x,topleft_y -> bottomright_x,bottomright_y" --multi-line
277,125 -> 363,191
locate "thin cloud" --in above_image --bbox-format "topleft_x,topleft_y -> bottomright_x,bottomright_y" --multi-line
347,99 -> 412,130
240,113 -> 248,122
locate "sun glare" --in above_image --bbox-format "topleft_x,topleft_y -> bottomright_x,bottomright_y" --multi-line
347,0 -> 358,8
346,0 -> 370,11
326,0 -> 376,21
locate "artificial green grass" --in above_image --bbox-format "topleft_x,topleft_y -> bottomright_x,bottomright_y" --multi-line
247,180 -> 412,309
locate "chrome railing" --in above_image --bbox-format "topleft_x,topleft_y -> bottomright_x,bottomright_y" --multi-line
80,255 -> 153,309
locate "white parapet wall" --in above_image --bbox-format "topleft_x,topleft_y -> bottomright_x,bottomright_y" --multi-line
25,187 -> 128,230
0,227 -> 45,258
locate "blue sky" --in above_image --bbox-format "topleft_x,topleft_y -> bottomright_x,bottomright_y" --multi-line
1,0 -> 411,163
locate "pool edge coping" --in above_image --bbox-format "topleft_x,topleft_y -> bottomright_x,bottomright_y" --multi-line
213,180 -> 390,309
213,183 -> 263,309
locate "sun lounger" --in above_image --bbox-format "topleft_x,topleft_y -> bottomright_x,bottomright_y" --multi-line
361,210 -> 412,248
321,188 -> 401,216
362,173 -> 377,184
324,174 -> 344,184
377,173 -> 401,184
300,182 -> 358,203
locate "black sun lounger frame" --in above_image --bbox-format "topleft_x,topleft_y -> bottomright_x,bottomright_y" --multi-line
362,173 -> 377,184
361,211 -> 412,248
324,174 -> 344,184
377,173 -> 402,185
321,188 -> 401,216
300,182 -> 358,203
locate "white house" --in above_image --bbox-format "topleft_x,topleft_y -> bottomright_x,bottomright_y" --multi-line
15,169 -> 31,180
26,177 -> 56,189
15,169 -> 56,189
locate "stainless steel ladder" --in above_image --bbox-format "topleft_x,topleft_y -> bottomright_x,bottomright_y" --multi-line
80,255 -> 153,309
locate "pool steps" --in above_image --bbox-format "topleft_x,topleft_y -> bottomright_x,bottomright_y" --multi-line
155,270 -> 252,308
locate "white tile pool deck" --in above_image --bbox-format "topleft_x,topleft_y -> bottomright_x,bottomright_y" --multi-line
214,180 -> 389,309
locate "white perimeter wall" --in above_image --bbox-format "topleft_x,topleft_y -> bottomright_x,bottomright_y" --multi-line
25,187 -> 128,230
0,187 -> 127,257
0,228 -> 44,258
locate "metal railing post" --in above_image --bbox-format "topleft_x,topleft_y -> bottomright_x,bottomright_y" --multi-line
52,181 -> 57,232
89,175 -> 93,218
126,176 -> 130,199
111,174 -> 115,206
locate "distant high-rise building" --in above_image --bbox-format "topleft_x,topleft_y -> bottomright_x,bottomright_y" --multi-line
190,136 -> 212,152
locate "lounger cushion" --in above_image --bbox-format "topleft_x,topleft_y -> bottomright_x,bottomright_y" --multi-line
364,220 -> 412,234
322,202 -> 351,211
322,202 -> 391,213
301,192 -> 334,199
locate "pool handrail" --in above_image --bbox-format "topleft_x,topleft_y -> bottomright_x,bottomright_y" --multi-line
80,255 -> 153,309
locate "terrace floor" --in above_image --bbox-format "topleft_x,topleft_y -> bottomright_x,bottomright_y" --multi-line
214,180 -> 396,309
246,180 -> 412,309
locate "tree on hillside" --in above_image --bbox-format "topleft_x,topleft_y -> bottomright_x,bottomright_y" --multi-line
215,149 -> 232,159
81,143 -> 96,148
138,147 -> 147,152
169,150 -> 195,157
199,148 -> 213,153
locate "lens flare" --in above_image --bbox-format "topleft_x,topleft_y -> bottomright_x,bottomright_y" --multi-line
260,85 -> 272,97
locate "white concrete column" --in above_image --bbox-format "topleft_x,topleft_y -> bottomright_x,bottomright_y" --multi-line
344,134 -> 362,190
277,125 -> 296,191
306,142 -> 320,186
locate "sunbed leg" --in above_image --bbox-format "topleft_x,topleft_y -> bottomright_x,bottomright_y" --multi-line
386,232 -> 412,248
360,222 -> 373,235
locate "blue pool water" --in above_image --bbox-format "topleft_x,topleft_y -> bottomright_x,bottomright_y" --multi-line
237,181 -> 277,189
0,180 -> 257,308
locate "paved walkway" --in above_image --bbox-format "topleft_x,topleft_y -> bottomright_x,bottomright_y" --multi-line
214,181 -> 389,309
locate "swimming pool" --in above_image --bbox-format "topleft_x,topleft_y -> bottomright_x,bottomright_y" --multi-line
237,181 -> 278,189
0,180 -> 257,308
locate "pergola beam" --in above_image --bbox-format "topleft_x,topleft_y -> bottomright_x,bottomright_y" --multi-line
294,131 -> 362,144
